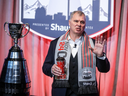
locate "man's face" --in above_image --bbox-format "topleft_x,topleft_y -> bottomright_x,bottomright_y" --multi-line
69,13 -> 86,36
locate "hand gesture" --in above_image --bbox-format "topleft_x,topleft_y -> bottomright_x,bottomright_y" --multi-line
89,36 -> 106,57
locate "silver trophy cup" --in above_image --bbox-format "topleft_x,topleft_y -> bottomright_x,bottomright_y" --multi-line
0,22 -> 31,96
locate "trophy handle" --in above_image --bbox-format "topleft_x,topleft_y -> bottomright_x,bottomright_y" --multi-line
21,23 -> 30,38
4,22 -> 10,36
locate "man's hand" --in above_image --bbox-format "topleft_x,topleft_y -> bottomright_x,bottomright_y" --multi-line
89,36 -> 106,57
51,64 -> 62,76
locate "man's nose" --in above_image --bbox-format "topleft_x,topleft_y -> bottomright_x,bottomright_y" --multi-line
77,22 -> 81,26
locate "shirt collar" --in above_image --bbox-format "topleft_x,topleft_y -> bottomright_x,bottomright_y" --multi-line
68,35 -> 83,43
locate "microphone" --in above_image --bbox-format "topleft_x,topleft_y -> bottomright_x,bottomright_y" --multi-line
73,44 -> 77,48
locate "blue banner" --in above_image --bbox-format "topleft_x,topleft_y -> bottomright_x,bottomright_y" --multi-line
19,0 -> 114,39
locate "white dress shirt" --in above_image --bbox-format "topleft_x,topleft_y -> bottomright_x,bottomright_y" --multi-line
68,35 -> 83,58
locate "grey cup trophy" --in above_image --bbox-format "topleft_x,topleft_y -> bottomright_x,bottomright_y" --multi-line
0,22 -> 31,96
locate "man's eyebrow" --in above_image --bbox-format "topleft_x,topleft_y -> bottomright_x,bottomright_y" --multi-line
73,20 -> 78,21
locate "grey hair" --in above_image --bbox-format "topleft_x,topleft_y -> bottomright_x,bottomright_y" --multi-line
70,11 -> 86,20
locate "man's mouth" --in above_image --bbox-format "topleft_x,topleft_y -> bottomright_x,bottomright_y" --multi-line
76,28 -> 81,31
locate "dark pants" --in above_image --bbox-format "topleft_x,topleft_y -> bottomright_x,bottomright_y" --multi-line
66,88 -> 99,96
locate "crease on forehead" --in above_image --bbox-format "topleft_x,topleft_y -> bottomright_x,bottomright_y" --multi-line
72,15 -> 86,22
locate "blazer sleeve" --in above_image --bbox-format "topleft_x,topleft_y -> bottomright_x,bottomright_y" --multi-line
42,38 -> 59,77
96,57 -> 110,73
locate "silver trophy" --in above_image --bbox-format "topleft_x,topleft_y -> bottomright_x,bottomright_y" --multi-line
0,22 -> 31,96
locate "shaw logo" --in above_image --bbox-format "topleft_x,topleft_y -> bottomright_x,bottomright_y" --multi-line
19,0 -> 114,39
51,23 -> 69,31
